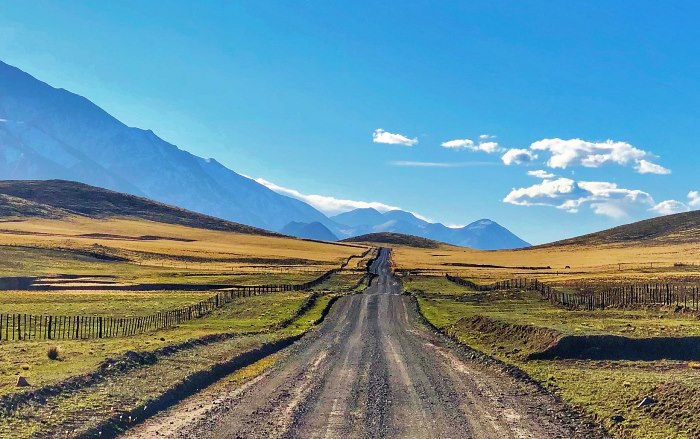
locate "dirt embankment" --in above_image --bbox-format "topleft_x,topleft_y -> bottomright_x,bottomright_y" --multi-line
532,335 -> 700,361
455,315 -> 700,361
451,315 -> 562,356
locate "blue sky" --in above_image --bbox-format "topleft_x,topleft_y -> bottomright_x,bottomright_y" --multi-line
1,1 -> 699,244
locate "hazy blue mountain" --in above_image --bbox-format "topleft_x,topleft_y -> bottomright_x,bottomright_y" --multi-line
280,221 -> 338,242
0,60 -> 331,231
330,209 -> 530,250
0,60 -> 529,249
331,208 -> 387,227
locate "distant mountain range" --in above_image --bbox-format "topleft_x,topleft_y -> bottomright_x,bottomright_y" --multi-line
0,60 -> 329,231
0,60 -> 530,250
323,208 -> 530,250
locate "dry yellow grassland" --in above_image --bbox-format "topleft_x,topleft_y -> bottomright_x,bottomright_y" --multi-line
391,242 -> 700,284
0,217 -> 367,277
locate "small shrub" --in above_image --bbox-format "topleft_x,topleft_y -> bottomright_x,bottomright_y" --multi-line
47,345 -> 60,360
688,361 -> 700,369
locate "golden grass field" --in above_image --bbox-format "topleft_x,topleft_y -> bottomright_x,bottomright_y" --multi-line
6,203 -> 700,439
390,240 -> 700,284
0,212 -> 372,438
0,216 -> 366,279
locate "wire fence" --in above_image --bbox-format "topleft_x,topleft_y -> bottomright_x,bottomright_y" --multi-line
0,268 -> 343,341
445,274 -> 700,311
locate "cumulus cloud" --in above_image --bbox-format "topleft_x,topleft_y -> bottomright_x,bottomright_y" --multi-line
648,192 -> 700,216
477,141 -> 501,153
255,178 -> 401,216
441,139 -> 474,150
527,170 -> 556,179
635,159 -> 671,175
503,178 -> 655,219
650,200 -> 690,215
372,128 -> 417,146
479,134 -> 495,140
503,178 -> 579,207
688,191 -> 700,207
530,138 -> 645,168
441,138 -> 502,153
523,138 -> 670,175
501,148 -> 537,165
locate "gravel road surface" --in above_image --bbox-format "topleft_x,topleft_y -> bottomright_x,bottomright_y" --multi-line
123,248 -> 608,439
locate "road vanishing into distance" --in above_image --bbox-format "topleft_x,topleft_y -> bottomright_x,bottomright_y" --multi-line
125,249 -> 607,439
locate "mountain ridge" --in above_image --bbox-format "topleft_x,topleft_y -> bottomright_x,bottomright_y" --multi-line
0,60 -> 530,249
329,208 -> 530,250
0,60 -> 331,232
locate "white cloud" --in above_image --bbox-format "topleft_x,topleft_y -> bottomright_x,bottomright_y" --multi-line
441,139 -> 474,150
389,161 -> 497,168
635,159 -> 671,175
255,178 -> 401,216
479,134 -> 495,140
650,200 -> 690,215
649,192 -> 700,216
503,178 -> 578,207
503,178 -> 655,219
526,138 -> 670,175
372,128 -> 417,146
688,191 -> 700,207
501,148 -> 537,165
446,223 -> 466,229
477,141 -> 502,153
441,138 -> 502,153
527,170 -> 556,179
530,138 -> 645,169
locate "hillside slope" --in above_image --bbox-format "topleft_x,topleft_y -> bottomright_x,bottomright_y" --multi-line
342,232 -> 444,249
542,210 -> 700,247
0,60 -> 331,231
0,180 -> 278,236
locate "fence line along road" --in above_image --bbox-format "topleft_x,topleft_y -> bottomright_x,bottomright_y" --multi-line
0,248 -> 377,342
445,274 -> 700,311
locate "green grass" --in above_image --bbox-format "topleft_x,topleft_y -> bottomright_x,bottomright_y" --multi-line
0,291 -> 312,397
0,290 -> 211,317
0,286 -> 346,438
310,271 -> 365,292
409,274 -> 700,439
408,276 -> 700,338
402,274 -> 476,296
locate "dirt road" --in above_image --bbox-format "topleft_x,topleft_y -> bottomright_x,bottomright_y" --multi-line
123,248 -> 607,439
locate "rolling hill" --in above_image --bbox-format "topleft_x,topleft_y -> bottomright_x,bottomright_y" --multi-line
0,179 -> 278,236
342,232 -> 444,249
542,209 -> 700,247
